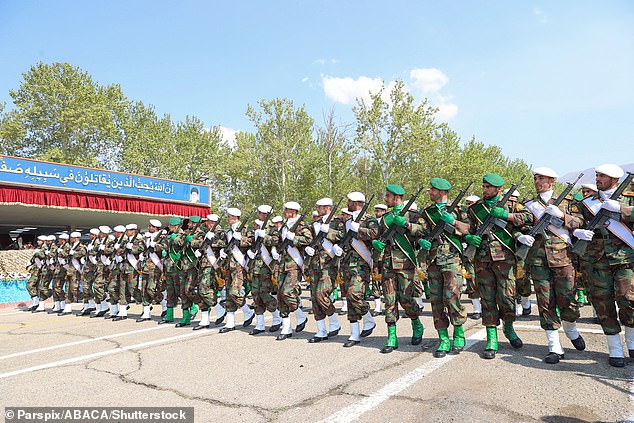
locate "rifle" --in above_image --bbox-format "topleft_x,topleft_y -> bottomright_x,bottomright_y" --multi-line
516,173 -> 584,260
276,213 -> 306,261
337,194 -> 375,265
221,208 -> 256,261
572,172 -> 634,256
463,175 -> 527,261
423,181 -> 474,244
247,209 -> 274,264
304,197 -> 345,262
377,185 -> 427,245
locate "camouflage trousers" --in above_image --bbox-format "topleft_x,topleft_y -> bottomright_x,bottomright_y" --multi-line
82,268 -> 97,303
381,266 -> 421,324
93,265 -> 110,303
196,267 -> 220,311
107,269 -> 121,305
428,261 -> 467,330
141,268 -> 164,306
52,271 -> 67,302
516,260 -> 532,298
180,266 -> 201,309
119,271 -> 141,306
65,269 -> 81,303
371,269 -> 383,298
476,259 -> 517,327
165,271 -> 183,309
277,267 -> 302,318
27,270 -> 40,297
37,270 -> 53,301
342,263 -> 371,322
252,271 -> 277,315
586,258 -> 634,335
530,263 -> 579,330
463,260 -> 480,299
578,259 -> 593,303
225,266 -> 247,312
308,265 -> 337,321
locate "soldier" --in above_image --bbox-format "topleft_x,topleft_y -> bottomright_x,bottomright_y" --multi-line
581,183 -> 598,198
106,225 -> 127,319
78,228 -> 101,316
407,201 -> 428,312
464,174 -> 530,359
518,167 -> 586,363
217,208 -> 256,333
272,202 -> 313,340
462,195 -> 481,319
137,219 -> 167,322
371,185 -> 425,354
45,235 -> 64,314
50,233 -> 71,314
91,226 -> 114,318
175,216 -> 203,327
159,218 -> 185,325
26,235 -> 47,312
370,204 -> 388,316
113,224 -> 144,321
246,205 -> 283,334
573,164 -> 634,367
192,213 -> 226,330
60,232 -> 87,316
339,192 -> 379,347
417,178 -> 469,357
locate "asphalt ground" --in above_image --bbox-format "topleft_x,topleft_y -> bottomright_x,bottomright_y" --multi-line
0,294 -> 632,423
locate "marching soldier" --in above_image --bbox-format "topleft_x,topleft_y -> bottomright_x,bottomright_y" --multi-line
61,232 -> 87,316
159,218 -> 185,324
518,167 -> 586,363
576,183 -> 599,307
462,195 -> 481,319
464,174 -> 530,359
113,224 -> 144,321
573,164 -> 634,367
45,235 -> 64,314
371,185 -> 425,354
138,219 -> 167,322
51,233 -> 70,314
370,204 -> 388,316
504,188 -> 532,317
26,235 -> 47,312
106,225 -> 127,319
175,216 -> 203,327
78,228 -> 100,316
92,226 -> 114,317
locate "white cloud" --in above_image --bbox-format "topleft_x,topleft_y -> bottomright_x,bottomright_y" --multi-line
323,75 -> 393,105
409,68 -> 449,93
219,126 -> 238,147
301,76 -> 309,83
533,8 -> 548,25
314,58 -> 339,66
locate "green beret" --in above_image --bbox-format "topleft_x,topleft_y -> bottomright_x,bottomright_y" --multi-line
430,178 -> 452,191
189,215 -> 202,223
386,184 -> 406,196
573,193 -> 583,201
168,217 -> 182,226
483,173 -> 505,187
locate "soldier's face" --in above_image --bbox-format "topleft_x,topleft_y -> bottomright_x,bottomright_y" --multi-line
257,211 -> 267,221
385,192 -> 399,207
429,187 -> 447,203
149,226 -> 158,233
534,174 -> 555,193
168,225 -> 178,232
317,205 -> 330,216
126,229 -> 135,237
581,188 -> 594,197
482,183 -> 501,199
227,215 -> 239,225
374,208 -> 386,218
596,172 -> 618,191
283,209 -> 297,219
89,234 -> 96,240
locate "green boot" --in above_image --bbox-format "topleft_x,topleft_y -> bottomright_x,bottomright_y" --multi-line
503,320 -> 523,349
176,308 -> 191,327
333,286 -> 340,301
452,325 -> 466,353
483,327 -> 498,359
190,303 -> 199,318
577,289 -> 588,305
411,318 -> 424,345
381,324 -> 398,353
434,328 -> 451,358
158,307 -> 174,324
422,281 -> 431,299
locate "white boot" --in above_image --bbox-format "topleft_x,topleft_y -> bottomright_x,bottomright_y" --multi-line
315,319 -> 328,338
242,304 -> 255,321
374,298 -> 382,313
472,298 -> 482,313
225,312 -> 235,329
161,291 -> 167,312
341,298 -> 348,313
35,302 -> 45,311
281,317 -> 292,335
88,299 -> 96,309
624,326 -> 634,352
562,320 -> 580,341
271,309 -> 282,326
111,304 -> 119,316
362,311 -> 376,332
199,310 -> 210,327
141,305 -> 151,319
53,301 -> 61,312
62,302 -> 72,313
295,306 -> 307,325
31,296 -> 39,307
416,297 -> 424,310
546,330 -> 564,355
521,296 -> 531,313
607,334 -> 624,358
348,321 -> 361,342
60,300 -> 66,310
255,314 -> 265,331
328,313 -> 341,334
118,306 -> 127,317
216,303 -> 226,319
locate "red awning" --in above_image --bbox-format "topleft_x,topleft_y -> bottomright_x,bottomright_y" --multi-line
0,184 -> 210,217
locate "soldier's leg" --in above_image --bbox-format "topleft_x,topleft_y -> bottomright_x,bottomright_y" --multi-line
427,263 -> 448,330
343,265 -> 374,347
493,260 -> 523,349
26,272 -> 39,309
551,264 -> 585,354
614,263 -> 634,362
516,260 -> 532,315
276,268 -> 299,339
193,268 -> 216,330
36,271 -> 52,306
396,269 -> 421,320
379,268 -> 399,353
251,272 -> 265,316
141,273 -> 151,306
159,272 -> 178,324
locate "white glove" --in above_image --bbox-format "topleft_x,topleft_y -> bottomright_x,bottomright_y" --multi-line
332,244 -> 344,257
68,249 -> 75,255
601,199 -> 621,213
114,243 -> 120,249
139,253 -> 145,261
149,241 -> 156,248
517,235 -> 535,247
304,246 -> 315,257
194,250 -> 202,258
161,229 -> 167,235
45,250 -> 50,255
573,229 -> 594,241
233,231 -> 242,241
205,231 -> 214,240
247,249 -> 256,260
126,242 -> 133,249
544,205 -> 563,219
320,223 -> 330,233
285,231 -> 295,241
87,244 -> 93,251
349,221 -> 360,232
115,256 -> 123,263
272,248 -> 281,261
219,250 -> 228,259
255,229 -> 266,239
99,244 -> 105,251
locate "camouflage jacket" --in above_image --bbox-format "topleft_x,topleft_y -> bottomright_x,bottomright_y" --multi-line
269,217 -> 313,272
307,216 -> 346,270
165,229 -> 186,273
84,237 -> 100,271
248,222 -> 277,275
340,213 -> 379,268
193,223 -> 226,270
142,231 -> 168,273
120,233 -> 145,273
377,205 -> 423,271
416,203 -> 467,267
53,242 -> 70,277
66,241 -> 87,273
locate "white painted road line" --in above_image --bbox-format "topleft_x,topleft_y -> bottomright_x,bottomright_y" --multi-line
318,328 -> 487,423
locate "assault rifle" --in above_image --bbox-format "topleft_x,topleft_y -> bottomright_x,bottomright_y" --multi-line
463,175 -> 526,261
515,173 -> 583,261
572,172 -> 634,256
276,213 -> 306,261
423,181 -> 473,244
221,208 -> 256,259
247,208 -> 274,263
376,185 -> 426,245
304,197 -> 345,262
336,194 -> 375,265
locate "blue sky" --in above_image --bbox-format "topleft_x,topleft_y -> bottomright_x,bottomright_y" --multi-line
1,1 -> 633,175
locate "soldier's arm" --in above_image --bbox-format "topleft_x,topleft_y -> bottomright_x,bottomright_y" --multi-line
131,238 -> 145,255
358,216 -> 379,241
508,205 -> 532,227
453,210 -> 470,236
239,229 -> 253,248
75,244 -> 87,259
326,219 -> 346,243
292,225 -> 313,248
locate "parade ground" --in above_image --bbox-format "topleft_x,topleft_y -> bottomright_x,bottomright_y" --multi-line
1,296 -> 632,423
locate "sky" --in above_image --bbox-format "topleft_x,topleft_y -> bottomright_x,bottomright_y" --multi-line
0,1 -> 633,175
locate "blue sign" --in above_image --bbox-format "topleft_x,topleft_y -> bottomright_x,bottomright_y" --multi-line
0,155 -> 210,205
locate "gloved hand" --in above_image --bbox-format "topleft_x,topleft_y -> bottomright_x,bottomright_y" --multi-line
573,229 -> 594,241
285,231 -> 295,241
149,241 -> 156,248
419,239 -> 432,250
517,235 -> 535,246
168,233 -> 177,240
255,229 -> 266,239
185,234 -> 194,243
271,248 -> 280,261
349,221 -> 360,232
99,244 -> 105,251
162,250 -> 167,257
126,242 -> 133,249
138,253 -> 144,261
465,234 -> 482,247
332,244 -> 343,257
45,250 -> 50,255
440,211 -> 455,224
68,249 -> 75,255
205,231 -> 215,240
114,243 -> 120,249
304,246 -> 315,257
233,231 -> 242,241
372,240 -> 386,252
601,199 -> 621,213
544,205 -> 564,218
194,250 -> 202,258
87,244 -> 93,251
393,215 -> 407,227
247,249 -> 256,260
320,223 -> 330,233
172,252 -> 181,261
490,207 -> 508,220
219,250 -> 228,260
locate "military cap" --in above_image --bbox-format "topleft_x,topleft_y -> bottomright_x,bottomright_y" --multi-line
37,235 -> 47,241
271,216 -> 283,223
149,219 -> 162,228
70,231 -> 81,238
374,204 -> 388,210
227,207 -> 242,217
386,184 -> 406,196
99,226 -> 111,234
144,232 -> 152,238
581,183 -> 597,191
465,195 -> 480,202
257,204 -> 273,214
168,217 -> 182,226
347,192 -> 366,202
254,219 -> 264,227
284,201 -> 301,211
113,225 -> 126,232
316,198 -> 334,206
483,174 -> 504,187
532,167 -> 558,178
188,215 -> 202,223
595,164 -> 624,179
311,210 -> 319,217
125,223 -> 138,230
47,235 -> 56,241
341,207 -> 353,215
59,233 -> 69,240
89,228 -> 100,236
206,213 -> 220,222
430,178 -> 452,191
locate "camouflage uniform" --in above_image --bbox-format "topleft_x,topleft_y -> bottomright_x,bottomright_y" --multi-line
141,231 -> 168,307
36,244 -> 53,302
119,233 -> 145,306
221,224 -> 253,313
65,240 -> 87,303
248,222 -> 278,315
180,226 -> 205,310
164,229 -> 186,309
82,237 -> 100,306
94,235 -> 114,306
26,247 -> 45,299
107,234 -> 127,308
193,223 -> 226,312
52,242 -> 70,303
